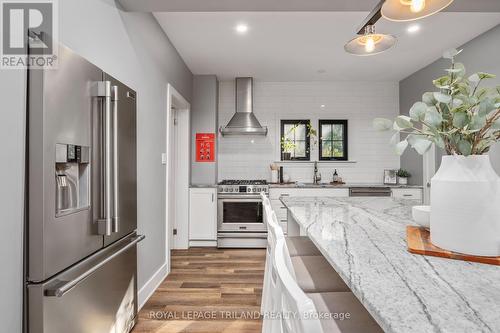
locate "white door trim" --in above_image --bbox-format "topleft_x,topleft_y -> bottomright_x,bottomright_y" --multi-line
422,144 -> 436,205
166,84 -> 190,273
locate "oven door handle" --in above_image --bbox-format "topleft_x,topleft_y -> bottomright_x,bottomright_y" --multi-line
218,195 -> 262,200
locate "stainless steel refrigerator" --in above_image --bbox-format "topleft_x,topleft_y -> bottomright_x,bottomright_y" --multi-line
25,44 -> 144,333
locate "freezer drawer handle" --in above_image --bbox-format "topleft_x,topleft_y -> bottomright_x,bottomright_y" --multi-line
45,234 -> 145,297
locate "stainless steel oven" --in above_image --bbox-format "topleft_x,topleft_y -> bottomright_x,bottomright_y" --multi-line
217,180 -> 268,248
218,194 -> 266,233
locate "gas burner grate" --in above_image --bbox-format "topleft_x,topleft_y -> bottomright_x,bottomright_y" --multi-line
219,180 -> 267,185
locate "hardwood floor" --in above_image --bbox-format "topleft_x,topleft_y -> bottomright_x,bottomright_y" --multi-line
133,247 -> 266,333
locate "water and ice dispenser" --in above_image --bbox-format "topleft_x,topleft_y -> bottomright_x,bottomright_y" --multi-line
55,143 -> 90,216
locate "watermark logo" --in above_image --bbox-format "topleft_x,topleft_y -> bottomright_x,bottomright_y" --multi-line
1,0 -> 58,69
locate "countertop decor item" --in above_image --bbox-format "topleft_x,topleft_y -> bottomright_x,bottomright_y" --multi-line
384,169 -> 398,185
396,169 -> 411,185
374,48 -> 500,256
406,226 -> 499,266
411,205 -> 430,228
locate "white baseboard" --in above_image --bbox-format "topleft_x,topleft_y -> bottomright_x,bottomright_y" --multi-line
138,261 -> 169,310
189,240 -> 217,247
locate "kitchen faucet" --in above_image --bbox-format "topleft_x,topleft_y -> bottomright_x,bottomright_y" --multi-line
313,161 -> 321,184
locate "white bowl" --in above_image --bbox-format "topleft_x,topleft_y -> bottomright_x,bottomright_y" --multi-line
412,205 -> 430,228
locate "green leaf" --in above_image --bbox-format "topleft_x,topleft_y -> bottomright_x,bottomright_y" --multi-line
422,92 -> 436,106
424,106 -> 443,127
389,132 -> 400,145
469,73 -> 480,83
409,102 -> 427,121
452,98 -> 464,108
469,72 -> 496,83
373,118 -> 393,131
492,119 -> 500,130
434,135 -> 445,150
478,72 -> 496,80
434,92 -> 452,104
395,115 -> 413,129
453,112 -> 468,128
433,76 -> 450,89
469,114 -> 486,130
395,140 -> 408,156
407,135 -> 432,155
445,63 -> 465,77
457,140 -> 472,156
478,98 -> 496,116
443,48 -> 462,59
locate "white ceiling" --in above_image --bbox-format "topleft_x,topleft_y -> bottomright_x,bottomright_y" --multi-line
154,12 -> 500,81
122,0 -> 500,12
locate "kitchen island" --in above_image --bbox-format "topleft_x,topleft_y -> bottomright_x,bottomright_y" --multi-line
281,196 -> 500,333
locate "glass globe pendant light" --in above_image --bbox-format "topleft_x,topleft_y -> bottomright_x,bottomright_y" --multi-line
344,25 -> 396,56
381,0 -> 454,21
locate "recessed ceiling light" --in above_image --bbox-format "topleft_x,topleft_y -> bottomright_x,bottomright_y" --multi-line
407,24 -> 420,33
235,24 -> 249,34
320,104 -> 326,108
317,69 -> 326,74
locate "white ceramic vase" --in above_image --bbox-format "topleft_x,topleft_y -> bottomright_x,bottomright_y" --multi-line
430,155 -> 500,256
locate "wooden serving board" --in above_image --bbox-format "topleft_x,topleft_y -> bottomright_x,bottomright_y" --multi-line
406,226 -> 500,266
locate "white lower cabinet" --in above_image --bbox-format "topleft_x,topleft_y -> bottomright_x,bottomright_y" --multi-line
391,188 -> 423,201
189,187 -> 217,246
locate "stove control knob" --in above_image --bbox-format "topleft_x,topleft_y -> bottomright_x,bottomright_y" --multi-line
252,188 -> 256,192
230,188 -> 233,192
235,188 -> 239,193
224,188 -> 228,192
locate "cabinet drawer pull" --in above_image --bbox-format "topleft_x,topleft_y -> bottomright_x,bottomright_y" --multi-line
280,194 -> 290,197
403,194 -> 413,197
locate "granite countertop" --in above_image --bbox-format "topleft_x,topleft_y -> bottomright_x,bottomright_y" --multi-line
281,196 -> 500,333
270,182 -> 423,189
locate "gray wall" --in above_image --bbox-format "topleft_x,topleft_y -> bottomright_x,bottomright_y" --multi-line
400,24 -> 500,184
0,0 -> 192,331
190,75 -> 219,185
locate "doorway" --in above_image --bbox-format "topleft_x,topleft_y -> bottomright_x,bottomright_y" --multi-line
166,84 -> 190,272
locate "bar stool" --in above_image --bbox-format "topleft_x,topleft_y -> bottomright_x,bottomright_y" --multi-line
273,239 -> 383,333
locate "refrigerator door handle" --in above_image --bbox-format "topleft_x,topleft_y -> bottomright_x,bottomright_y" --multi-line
45,234 -> 145,297
111,85 -> 119,233
95,81 -> 113,236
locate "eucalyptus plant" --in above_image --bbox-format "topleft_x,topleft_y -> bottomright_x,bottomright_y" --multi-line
373,49 -> 500,156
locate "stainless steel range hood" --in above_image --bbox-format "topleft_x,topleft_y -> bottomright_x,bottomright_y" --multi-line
220,77 -> 268,136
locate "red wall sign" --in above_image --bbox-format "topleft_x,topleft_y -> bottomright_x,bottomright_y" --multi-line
196,133 -> 215,162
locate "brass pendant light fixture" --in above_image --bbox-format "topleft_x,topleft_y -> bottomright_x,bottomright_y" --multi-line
381,0 -> 454,21
344,25 -> 396,56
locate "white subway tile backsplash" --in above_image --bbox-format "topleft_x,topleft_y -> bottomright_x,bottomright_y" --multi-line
218,81 -> 400,183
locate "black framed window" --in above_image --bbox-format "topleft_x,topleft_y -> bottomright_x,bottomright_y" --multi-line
280,120 -> 310,161
319,120 -> 348,161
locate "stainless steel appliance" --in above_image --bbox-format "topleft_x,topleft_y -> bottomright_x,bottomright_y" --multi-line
25,44 -> 144,333
349,187 -> 392,197
219,77 -> 268,136
217,180 -> 269,248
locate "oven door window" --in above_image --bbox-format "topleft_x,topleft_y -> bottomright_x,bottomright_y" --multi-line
222,201 -> 263,223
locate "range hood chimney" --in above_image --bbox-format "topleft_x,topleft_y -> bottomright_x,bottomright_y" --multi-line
220,77 -> 268,136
